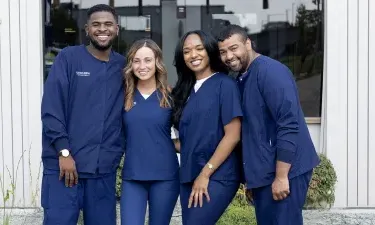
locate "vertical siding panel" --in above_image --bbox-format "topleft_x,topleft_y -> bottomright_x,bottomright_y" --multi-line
9,0 -> 25,207
368,0 -> 375,207
325,0 -> 348,207
0,3 -> 4,208
357,0 -> 369,207
25,0 -> 44,207
0,0 -> 14,208
346,0 -> 358,207
19,0 -> 31,207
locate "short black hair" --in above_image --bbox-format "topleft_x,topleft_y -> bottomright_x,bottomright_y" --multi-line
216,24 -> 256,50
216,24 -> 248,42
87,4 -> 117,21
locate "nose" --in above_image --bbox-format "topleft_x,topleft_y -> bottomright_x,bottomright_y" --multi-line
226,51 -> 234,61
98,24 -> 107,32
139,61 -> 147,69
190,49 -> 198,58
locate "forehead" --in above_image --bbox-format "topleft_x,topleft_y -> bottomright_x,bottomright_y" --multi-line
134,47 -> 155,58
218,34 -> 244,48
88,11 -> 116,23
183,34 -> 203,48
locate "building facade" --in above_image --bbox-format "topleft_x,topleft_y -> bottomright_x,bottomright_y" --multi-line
0,0 -> 373,209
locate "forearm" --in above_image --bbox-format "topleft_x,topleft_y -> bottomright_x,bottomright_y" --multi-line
200,132 -> 240,178
275,160 -> 291,179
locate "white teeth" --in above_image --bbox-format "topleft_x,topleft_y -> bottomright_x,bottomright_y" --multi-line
229,61 -> 238,66
191,60 -> 201,66
139,72 -> 147,75
97,35 -> 109,41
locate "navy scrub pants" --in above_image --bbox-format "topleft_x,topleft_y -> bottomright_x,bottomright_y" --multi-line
120,179 -> 180,225
41,172 -> 117,225
180,180 -> 240,225
252,170 -> 313,225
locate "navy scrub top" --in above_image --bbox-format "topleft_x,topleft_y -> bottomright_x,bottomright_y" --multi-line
178,72 -> 243,183
237,55 -> 320,189
122,89 -> 179,181
41,45 -> 126,177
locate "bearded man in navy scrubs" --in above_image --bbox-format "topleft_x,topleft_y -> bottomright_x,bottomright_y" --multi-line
41,4 -> 125,225
217,24 -> 320,225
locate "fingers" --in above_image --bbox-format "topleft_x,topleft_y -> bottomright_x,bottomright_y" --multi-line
273,189 -> 290,201
59,168 -> 64,181
199,192 -> 203,208
74,170 -> 79,185
69,172 -> 75,187
65,171 -> 70,187
204,190 -> 210,203
188,188 -> 210,208
188,191 -> 194,208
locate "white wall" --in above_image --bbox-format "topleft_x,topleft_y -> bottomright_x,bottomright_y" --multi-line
324,0 -> 375,208
0,0 -> 44,208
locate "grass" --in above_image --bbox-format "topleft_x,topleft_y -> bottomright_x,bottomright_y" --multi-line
1,144 -> 42,225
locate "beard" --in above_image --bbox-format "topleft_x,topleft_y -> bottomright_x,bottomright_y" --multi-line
88,35 -> 114,51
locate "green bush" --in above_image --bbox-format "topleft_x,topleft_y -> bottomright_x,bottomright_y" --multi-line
304,153 -> 337,209
116,156 -> 124,199
217,185 -> 257,225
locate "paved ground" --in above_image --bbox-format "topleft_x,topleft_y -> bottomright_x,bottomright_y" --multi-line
2,203 -> 375,225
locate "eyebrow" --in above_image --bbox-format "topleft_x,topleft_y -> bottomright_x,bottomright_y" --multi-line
183,44 -> 204,50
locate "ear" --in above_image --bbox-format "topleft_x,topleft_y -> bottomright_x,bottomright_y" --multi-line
116,24 -> 119,36
84,24 -> 89,36
245,38 -> 252,51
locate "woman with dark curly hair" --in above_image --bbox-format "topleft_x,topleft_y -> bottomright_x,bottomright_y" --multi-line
171,30 -> 243,225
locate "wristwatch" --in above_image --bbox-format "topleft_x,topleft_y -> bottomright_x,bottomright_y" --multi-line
59,149 -> 70,158
207,163 -> 215,170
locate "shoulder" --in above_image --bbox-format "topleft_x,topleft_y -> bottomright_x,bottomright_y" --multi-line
59,45 -> 84,57
215,72 -> 238,88
254,55 -> 293,85
112,51 -> 126,67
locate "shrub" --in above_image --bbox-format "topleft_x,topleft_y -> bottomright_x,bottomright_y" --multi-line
217,185 -> 257,225
116,156 -> 124,199
304,153 -> 337,209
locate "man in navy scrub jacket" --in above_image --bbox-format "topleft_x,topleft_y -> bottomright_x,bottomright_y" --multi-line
41,4 -> 125,225
217,24 -> 320,225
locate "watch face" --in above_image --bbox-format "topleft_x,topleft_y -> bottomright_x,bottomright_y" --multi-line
62,150 -> 69,157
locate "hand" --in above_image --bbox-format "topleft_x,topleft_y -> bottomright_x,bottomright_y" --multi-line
271,176 -> 290,201
188,173 -> 210,208
59,155 -> 78,187
245,189 -> 254,205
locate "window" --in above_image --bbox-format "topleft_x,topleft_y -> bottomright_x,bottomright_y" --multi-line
43,0 -> 324,117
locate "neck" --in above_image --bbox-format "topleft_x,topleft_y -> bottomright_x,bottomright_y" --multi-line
195,67 -> 214,80
244,50 -> 260,73
137,76 -> 157,94
87,44 -> 111,61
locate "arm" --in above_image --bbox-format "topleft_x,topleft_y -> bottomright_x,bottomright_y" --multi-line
189,79 -> 242,208
259,64 -> 299,199
200,118 -> 241,178
42,51 -> 70,153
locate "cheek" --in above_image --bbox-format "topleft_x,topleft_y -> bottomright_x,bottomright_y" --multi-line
183,54 -> 189,63
132,64 -> 139,72
149,64 -> 156,73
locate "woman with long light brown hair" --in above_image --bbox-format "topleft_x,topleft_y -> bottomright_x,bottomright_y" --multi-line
120,39 -> 179,225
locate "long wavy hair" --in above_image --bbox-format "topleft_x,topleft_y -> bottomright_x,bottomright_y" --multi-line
123,39 -> 171,111
171,30 -> 228,128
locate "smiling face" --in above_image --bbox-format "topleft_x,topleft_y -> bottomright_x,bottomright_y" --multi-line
131,46 -> 156,81
218,34 -> 252,73
182,34 -> 210,75
85,11 -> 118,51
